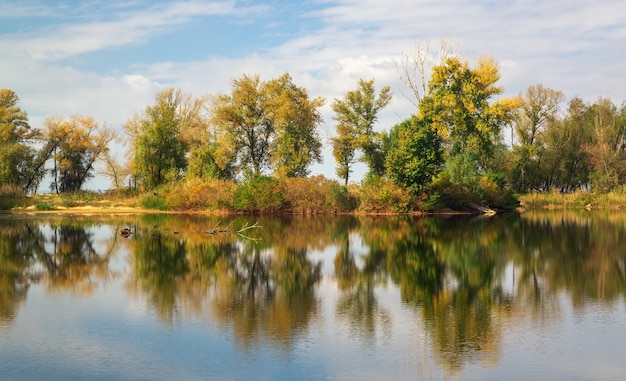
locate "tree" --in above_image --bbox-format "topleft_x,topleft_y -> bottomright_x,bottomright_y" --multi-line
266,74 -> 324,178
507,84 -> 564,192
332,123 -> 358,186
43,115 -> 115,193
421,56 -> 512,161
419,56 -> 518,208
386,116 -> 443,196
211,73 -> 324,179
512,84 -> 564,146
331,79 -> 392,181
125,88 -> 198,190
184,99 -> 236,181
584,98 -> 626,192
0,89 -> 44,192
540,97 -> 591,192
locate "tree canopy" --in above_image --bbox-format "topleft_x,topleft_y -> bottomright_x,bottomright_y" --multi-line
211,73 -> 324,179
331,79 -> 392,184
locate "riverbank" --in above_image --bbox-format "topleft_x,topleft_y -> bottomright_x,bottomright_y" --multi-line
518,191 -> 626,210
7,190 -> 626,215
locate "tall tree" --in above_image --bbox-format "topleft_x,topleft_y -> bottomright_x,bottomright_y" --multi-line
266,74 -> 324,178
44,115 -> 115,193
508,84 -> 564,192
211,73 -> 324,179
513,84 -> 564,146
0,89 -> 44,192
331,79 -> 392,182
540,97 -> 592,192
584,98 -> 626,192
125,88 -> 198,190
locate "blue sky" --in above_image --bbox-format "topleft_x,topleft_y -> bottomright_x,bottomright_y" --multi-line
2,0 -> 625,188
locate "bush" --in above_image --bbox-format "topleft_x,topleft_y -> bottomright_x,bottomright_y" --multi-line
34,203 -> 56,211
162,179 -> 236,211
234,176 -> 287,213
283,175 -> 357,214
0,185 -> 25,210
358,177 -> 413,213
140,193 -> 169,210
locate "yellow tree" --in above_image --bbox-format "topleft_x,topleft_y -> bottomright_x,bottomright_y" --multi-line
43,115 -> 115,193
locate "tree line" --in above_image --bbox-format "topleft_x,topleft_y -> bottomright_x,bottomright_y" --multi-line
1,47 -> 625,212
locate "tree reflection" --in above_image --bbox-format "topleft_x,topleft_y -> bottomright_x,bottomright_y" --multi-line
334,226 -> 392,341
0,217 -> 120,326
0,221 -> 39,327
211,241 -> 322,352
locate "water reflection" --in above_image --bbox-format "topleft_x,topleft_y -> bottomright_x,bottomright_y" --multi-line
0,211 -> 625,379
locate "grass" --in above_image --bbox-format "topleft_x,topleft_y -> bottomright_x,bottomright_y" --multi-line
519,190 -> 626,210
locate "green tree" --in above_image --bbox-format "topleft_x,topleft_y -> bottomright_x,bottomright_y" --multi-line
331,79 -> 392,181
540,98 -> 591,192
508,85 -> 564,192
385,116 -> 443,196
43,115 -> 115,193
125,88 -> 198,190
211,73 -> 324,179
0,89 -> 44,192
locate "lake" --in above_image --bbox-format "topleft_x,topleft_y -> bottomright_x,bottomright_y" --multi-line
0,211 -> 625,380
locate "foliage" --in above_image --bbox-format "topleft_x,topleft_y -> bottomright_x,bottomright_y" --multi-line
358,176 -> 413,213
211,73 -> 324,178
162,178 -> 237,211
126,88 -> 197,191
0,185 -> 25,210
420,56 -> 513,160
34,202 -> 56,211
43,115 -> 115,193
140,193 -> 169,210
584,98 -> 626,192
331,79 -> 392,183
428,153 -> 482,210
234,176 -> 287,213
386,116 -> 443,196
283,175 -> 357,213
0,89 -> 44,193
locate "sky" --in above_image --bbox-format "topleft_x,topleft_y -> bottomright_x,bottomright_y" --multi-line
2,0 -> 625,190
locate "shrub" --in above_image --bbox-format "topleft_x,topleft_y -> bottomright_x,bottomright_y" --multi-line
140,193 -> 169,210
162,179 -> 237,211
358,177 -> 413,213
0,185 -> 25,210
34,203 -> 56,211
234,176 -> 287,213
283,175 -> 357,214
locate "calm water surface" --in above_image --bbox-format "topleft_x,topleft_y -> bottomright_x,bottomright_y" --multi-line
0,211 -> 625,380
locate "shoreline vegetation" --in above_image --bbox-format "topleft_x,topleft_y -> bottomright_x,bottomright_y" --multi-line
3,182 -> 626,215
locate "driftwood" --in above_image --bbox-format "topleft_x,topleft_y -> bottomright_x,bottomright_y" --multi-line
467,203 -> 496,216
205,220 -> 262,240
206,220 -> 234,235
